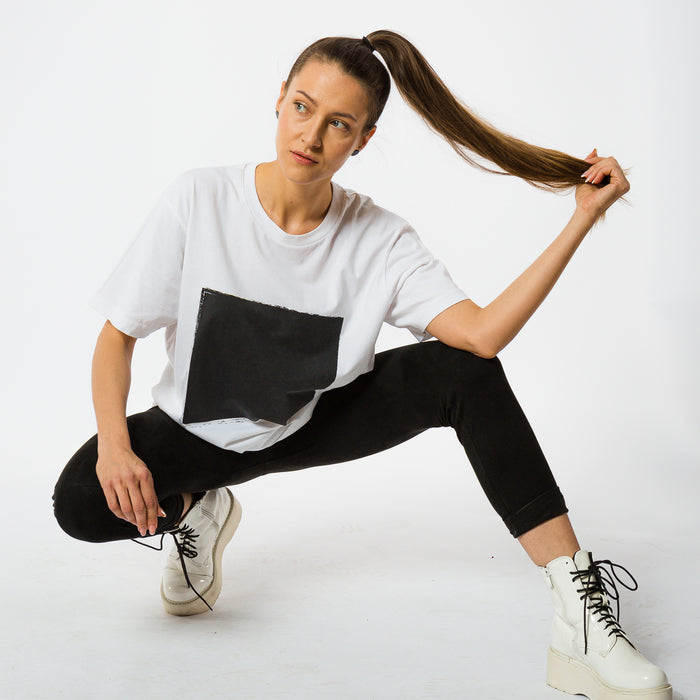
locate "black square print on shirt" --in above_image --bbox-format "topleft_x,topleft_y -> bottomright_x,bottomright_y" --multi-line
182,288 -> 343,426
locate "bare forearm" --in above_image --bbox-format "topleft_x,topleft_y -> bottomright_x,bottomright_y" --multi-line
478,207 -> 596,356
427,153 -> 629,358
91,323 -> 162,535
91,324 -> 135,452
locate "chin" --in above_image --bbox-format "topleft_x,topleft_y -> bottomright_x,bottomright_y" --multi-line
280,165 -> 319,184
281,159 -> 333,184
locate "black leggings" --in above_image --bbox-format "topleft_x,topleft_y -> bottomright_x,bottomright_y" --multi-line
53,340 -> 567,542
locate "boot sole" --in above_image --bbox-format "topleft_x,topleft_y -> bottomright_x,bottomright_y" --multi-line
161,489 -> 242,616
546,646 -> 672,699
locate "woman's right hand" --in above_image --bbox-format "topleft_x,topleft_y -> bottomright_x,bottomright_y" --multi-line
96,443 -> 164,537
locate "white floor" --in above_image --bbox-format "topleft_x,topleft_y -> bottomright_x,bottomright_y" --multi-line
5,441 -> 697,700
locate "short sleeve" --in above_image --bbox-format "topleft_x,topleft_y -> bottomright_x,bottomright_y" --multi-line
384,224 -> 469,342
88,173 -> 190,338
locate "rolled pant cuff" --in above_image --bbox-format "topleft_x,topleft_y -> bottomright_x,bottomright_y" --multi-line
504,487 -> 568,538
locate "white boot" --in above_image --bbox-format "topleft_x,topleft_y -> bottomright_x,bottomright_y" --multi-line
540,550 -> 671,699
160,487 -> 242,616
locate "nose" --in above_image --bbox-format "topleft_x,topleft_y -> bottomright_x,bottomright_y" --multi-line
302,116 -> 324,150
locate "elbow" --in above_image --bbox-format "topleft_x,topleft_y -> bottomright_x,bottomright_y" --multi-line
471,344 -> 499,360
464,309 -> 509,359
462,330 -> 500,360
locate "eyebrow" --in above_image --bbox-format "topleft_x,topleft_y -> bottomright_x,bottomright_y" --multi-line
295,90 -> 358,122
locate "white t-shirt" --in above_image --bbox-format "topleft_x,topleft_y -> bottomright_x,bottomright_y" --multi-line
89,162 -> 469,452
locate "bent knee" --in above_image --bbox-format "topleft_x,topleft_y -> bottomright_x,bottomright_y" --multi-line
52,478 -> 110,543
432,340 -> 506,382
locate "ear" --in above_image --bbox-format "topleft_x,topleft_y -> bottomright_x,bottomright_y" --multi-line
276,81 -> 287,114
355,125 -> 377,154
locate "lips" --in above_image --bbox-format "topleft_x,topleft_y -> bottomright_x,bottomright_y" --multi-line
291,150 -> 318,164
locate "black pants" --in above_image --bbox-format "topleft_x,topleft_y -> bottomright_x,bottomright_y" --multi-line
53,340 -> 567,542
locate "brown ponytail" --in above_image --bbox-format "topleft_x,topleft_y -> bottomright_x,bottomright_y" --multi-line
286,30 -> 627,199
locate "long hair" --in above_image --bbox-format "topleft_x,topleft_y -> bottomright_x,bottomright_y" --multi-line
286,30 -> 627,205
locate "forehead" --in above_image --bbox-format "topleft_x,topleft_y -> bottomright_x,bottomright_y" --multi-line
287,60 -> 370,116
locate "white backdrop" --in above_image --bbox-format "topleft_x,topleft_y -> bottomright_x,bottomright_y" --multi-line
2,1 -> 698,698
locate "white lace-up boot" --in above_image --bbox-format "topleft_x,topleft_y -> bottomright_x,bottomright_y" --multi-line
161,487 -> 242,616
540,550 -> 672,699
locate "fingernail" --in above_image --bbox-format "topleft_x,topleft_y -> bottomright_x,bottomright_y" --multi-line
158,508 -> 166,517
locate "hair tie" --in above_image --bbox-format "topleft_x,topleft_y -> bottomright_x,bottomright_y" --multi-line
361,36 -> 375,53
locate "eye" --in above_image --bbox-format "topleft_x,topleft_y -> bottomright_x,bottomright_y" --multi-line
331,119 -> 349,130
294,102 -> 308,113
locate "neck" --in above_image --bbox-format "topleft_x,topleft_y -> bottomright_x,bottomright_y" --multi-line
255,160 -> 333,236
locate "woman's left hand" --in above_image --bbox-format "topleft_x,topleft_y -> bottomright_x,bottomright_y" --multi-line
575,148 -> 630,220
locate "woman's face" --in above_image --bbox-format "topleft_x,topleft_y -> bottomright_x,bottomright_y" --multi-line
274,59 -> 377,186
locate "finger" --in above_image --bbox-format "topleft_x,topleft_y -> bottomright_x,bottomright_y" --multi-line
127,480 -> 150,537
103,485 -> 127,522
582,156 -> 612,182
115,485 -> 138,529
587,167 -> 603,184
604,162 -> 629,193
140,473 -> 160,536
582,152 -> 603,178
582,165 -> 600,182
587,158 -> 617,184
589,169 -> 610,185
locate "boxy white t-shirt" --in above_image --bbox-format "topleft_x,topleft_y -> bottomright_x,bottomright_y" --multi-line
89,162 -> 469,452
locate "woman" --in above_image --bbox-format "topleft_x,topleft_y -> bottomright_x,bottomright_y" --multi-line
53,30 -> 671,699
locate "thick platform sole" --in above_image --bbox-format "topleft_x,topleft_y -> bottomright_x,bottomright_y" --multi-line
546,646 -> 672,700
161,490 -> 242,616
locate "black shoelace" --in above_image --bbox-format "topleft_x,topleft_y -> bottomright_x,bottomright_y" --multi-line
132,525 -> 213,612
571,555 -> 639,655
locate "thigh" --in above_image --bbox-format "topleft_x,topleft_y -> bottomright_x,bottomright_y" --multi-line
234,339 -> 464,480
252,338 -> 567,538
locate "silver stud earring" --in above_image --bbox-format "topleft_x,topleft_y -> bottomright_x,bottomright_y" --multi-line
276,110 -> 279,119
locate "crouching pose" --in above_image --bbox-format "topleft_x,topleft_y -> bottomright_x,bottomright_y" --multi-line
54,30 -> 671,699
